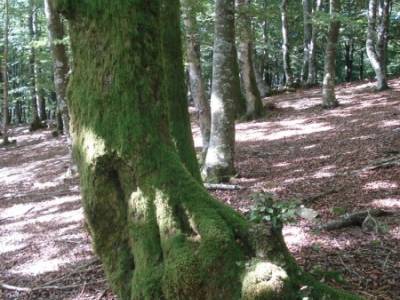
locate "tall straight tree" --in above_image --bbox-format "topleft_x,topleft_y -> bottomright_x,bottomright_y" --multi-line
237,0 -> 264,120
202,0 -> 242,182
44,0 -> 70,136
302,0 -> 312,83
307,0 -> 323,86
2,0 -> 10,145
322,0 -> 341,108
280,0 -> 293,87
366,0 -> 390,90
181,0 -> 211,161
28,0 -> 43,130
56,0 -> 364,299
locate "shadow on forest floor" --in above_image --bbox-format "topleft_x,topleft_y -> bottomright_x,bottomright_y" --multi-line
1,78 -> 399,299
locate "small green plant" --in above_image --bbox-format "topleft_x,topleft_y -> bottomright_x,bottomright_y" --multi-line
249,192 -> 300,228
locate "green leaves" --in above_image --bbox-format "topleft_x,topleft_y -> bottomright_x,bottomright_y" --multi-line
249,192 -> 300,228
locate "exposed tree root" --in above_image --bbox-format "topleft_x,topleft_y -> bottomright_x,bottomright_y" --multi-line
204,183 -> 243,190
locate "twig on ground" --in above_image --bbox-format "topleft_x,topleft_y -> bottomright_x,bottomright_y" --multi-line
303,187 -> 344,204
204,183 -> 242,190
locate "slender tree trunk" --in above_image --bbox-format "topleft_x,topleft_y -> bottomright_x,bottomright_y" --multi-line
2,0 -> 10,144
161,0 -> 202,182
366,0 -> 388,90
44,0 -> 71,135
280,0 -> 293,87
302,0 -> 312,83
345,39 -> 354,82
38,92 -> 47,121
28,0 -> 43,131
359,50 -> 364,80
202,0 -> 242,182
376,0 -> 391,81
181,0 -> 211,161
322,0 -> 341,108
57,2 -> 363,299
237,0 -> 264,120
307,0 -> 323,86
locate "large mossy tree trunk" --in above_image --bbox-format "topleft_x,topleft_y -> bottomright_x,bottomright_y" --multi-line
202,0 -> 243,182
44,0 -> 70,136
181,0 -> 211,162
280,0 -> 293,88
237,0 -> 264,120
161,0 -> 201,182
57,1 -> 363,299
322,0 -> 341,109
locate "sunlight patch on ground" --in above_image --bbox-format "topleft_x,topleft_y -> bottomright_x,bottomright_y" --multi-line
11,257 -> 66,276
278,96 -> 321,110
236,118 -> 333,143
380,120 -> 400,128
363,181 -> 398,191
371,197 -> 400,209
312,165 -> 336,179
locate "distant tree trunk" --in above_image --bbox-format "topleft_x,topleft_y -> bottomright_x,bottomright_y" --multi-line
161,0 -> 202,182
28,0 -> 43,131
38,92 -> 47,121
280,0 -> 293,87
344,39 -> 354,82
181,0 -> 211,161
2,0 -> 10,144
237,0 -> 264,120
57,2 -> 362,299
302,0 -> 312,83
203,0 -> 241,182
15,100 -> 22,124
322,0 -> 341,108
307,0 -> 323,86
366,0 -> 388,90
359,50 -> 364,80
44,0 -> 70,135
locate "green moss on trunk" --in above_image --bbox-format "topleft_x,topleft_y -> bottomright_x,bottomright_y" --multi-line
59,1 -> 364,299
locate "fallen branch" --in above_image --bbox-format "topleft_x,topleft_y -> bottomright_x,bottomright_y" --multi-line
353,155 -> 400,174
204,183 -> 242,190
0,279 -> 106,293
319,209 -> 392,231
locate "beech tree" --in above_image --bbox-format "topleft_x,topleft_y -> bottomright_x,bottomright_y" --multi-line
366,0 -> 391,90
202,0 -> 243,182
302,0 -> 312,83
237,0 -> 264,120
56,0 -> 363,299
322,0 -> 341,108
181,0 -> 211,161
307,0 -> 322,86
1,0 -> 10,145
44,0 -> 70,136
280,0 -> 293,87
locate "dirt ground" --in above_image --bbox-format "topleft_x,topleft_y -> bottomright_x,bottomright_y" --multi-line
1,78 -> 399,299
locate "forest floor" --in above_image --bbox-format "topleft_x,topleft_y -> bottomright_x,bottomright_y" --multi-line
1,78 -> 400,300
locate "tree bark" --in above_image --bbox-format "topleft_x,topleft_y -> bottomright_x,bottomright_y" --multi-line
28,0 -> 43,131
44,0 -> 70,136
302,0 -> 312,83
237,0 -> 264,120
161,0 -> 202,182
280,0 -> 293,87
376,0 -> 391,82
307,0 -> 323,86
202,0 -> 242,182
344,39 -> 354,82
322,0 -> 341,109
181,0 -> 211,161
57,1 -> 362,299
366,0 -> 388,90
2,0 -> 10,144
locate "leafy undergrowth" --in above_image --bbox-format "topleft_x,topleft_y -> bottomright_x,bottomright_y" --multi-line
1,78 -> 399,299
